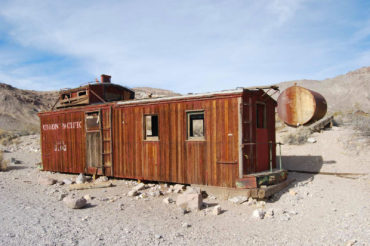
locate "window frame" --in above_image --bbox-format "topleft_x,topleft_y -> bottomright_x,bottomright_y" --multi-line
256,102 -> 267,129
85,111 -> 101,132
143,114 -> 159,141
186,110 -> 205,141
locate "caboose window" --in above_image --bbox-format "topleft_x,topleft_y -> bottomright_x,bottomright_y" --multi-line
187,111 -> 205,140
144,115 -> 159,140
86,111 -> 100,131
256,103 -> 266,128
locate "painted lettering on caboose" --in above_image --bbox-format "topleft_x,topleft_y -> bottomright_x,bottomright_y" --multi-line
42,121 -> 82,131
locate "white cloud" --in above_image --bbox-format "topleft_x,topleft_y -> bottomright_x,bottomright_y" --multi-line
0,0 -> 368,92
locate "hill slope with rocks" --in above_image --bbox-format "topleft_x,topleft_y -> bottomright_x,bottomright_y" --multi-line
0,66 -> 369,131
0,83 -> 57,131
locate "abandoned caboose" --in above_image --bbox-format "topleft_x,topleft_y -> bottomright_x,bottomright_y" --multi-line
39,75 -> 285,189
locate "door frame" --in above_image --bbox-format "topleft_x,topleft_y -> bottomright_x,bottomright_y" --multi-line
85,109 -> 104,175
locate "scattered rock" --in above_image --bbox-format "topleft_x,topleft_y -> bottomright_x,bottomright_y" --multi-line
265,208 -> 274,218
182,222 -> 191,228
183,186 -> 201,194
257,201 -> 266,208
62,179 -> 73,185
76,173 -> 86,184
176,193 -> 203,211
154,234 -> 162,239
127,190 -> 138,197
252,209 -> 266,219
149,190 -> 162,197
139,193 -> 148,199
289,189 -> 297,196
212,205 -> 221,215
96,176 -> 109,183
346,239 -> 357,246
307,137 -> 317,143
10,158 -> 21,164
83,194 -> 92,200
280,214 -> 291,221
228,196 -> 248,204
63,196 -> 87,209
246,197 -> 257,206
173,184 -> 185,193
132,183 -> 146,191
38,177 -> 57,186
163,197 -> 173,204
57,193 -> 68,201
118,203 -> 124,210
81,216 -> 89,221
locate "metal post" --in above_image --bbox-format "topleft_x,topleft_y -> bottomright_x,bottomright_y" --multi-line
279,143 -> 282,170
269,141 -> 273,172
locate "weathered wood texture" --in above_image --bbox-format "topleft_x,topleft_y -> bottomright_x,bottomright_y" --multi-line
242,90 -> 276,175
112,95 -> 241,187
39,89 -> 277,188
40,110 -> 86,173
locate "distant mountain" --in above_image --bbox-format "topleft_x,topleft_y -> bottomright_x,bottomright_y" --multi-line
132,87 -> 181,99
0,83 -> 57,131
273,66 -> 370,113
0,66 -> 368,131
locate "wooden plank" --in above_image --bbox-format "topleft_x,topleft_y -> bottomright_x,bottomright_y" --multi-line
250,178 -> 295,199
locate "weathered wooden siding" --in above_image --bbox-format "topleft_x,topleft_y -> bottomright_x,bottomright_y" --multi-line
112,95 -> 241,187
39,89 -> 276,188
242,90 -> 276,174
40,111 -> 86,173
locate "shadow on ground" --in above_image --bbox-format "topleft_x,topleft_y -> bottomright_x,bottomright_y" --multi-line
268,155 -> 336,201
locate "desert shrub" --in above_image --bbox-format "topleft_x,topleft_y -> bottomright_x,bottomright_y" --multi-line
0,151 -> 7,171
0,129 -> 26,146
351,113 -> 370,137
282,128 -> 311,145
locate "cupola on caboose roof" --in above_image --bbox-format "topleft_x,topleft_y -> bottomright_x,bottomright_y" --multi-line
55,74 -> 134,109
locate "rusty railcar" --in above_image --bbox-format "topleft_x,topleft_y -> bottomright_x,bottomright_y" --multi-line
39,81 -> 278,188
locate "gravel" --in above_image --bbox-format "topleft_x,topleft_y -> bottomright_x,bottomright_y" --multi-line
0,129 -> 369,245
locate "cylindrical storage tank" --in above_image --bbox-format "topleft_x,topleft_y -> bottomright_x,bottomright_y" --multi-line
277,86 -> 327,126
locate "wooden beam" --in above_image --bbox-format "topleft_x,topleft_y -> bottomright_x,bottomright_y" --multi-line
250,178 -> 295,199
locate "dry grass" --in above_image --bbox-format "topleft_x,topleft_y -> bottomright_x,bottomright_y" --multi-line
0,150 -> 7,171
282,128 -> 312,145
333,111 -> 370,137
351,113 -> 370,137
0,128 -> 35,146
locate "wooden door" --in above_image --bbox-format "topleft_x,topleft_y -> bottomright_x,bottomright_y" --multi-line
85,110 -> 103,174
255,103 -> 269,172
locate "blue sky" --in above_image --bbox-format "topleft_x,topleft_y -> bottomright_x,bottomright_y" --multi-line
0,0 -> 369,93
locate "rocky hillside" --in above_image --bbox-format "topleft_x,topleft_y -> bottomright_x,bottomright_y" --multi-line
133,87 -> 181,99
273,66 -> 370,113
0,83 -> 57,131
0,66 -> 369,131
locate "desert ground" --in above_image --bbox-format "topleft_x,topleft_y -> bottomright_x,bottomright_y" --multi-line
0,120 -> 369,246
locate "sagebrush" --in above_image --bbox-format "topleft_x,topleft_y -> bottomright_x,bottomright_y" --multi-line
282,128 -> 312,145
0,151 -> 7,171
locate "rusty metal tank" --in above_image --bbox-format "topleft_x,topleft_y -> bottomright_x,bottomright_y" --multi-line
277,85 -> 327,126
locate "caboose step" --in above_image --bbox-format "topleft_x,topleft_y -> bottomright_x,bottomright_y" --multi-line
236,169 -> 288,189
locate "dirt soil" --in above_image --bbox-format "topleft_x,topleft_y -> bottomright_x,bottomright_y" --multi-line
0,126 -> 369,246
